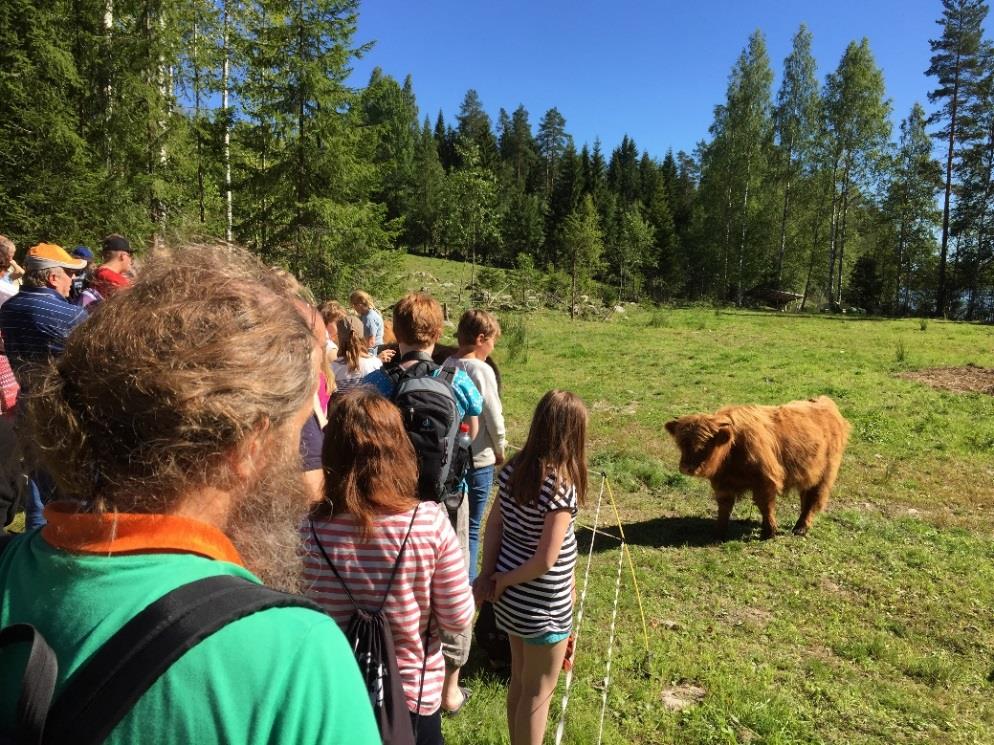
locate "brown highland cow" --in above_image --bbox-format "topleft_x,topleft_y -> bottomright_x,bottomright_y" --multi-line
664,396 -> 850,539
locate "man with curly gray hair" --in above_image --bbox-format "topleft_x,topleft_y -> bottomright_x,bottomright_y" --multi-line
0,244 -> 378,745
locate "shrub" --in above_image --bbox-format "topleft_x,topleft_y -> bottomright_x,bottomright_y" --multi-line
503,315 -> 528,362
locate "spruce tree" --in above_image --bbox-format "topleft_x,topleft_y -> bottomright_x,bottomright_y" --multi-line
561,194 -> 604,317
0,0 -> 96,242
235,0 -> 391,299
545,144 -> 583,266
881,103 -> 942,313
434,111 -> 458,171
500,105 -> 539,189
536,107 -> 571,196
455,89 -> 498,171
409,117 -> 446,253
952,41 -> 994,317
927,0 -> 990,316
607,135 -> 641,208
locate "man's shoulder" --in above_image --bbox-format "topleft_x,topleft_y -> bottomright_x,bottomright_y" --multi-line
217,601 -> 342,646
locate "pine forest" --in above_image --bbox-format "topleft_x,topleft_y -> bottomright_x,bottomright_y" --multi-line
2,0 -> 993,318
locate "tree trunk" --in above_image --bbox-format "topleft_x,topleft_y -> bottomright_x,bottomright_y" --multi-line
836,187 -> 849,306
193,20 -> 205,224
103,0 -> 113,165
826,196 -> 839,305
895,219 -> 906,313
570,249 -> 577,320
736,157 -> 751,306
825,159 -> 841,304
776,141 -> 794,287
721,166 -> 734,299
222,2 -> 232,242
800,242 -> 818,312
936,53 -> 963,317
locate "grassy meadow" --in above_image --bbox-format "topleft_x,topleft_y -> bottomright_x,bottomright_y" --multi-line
399,255 -> 994,744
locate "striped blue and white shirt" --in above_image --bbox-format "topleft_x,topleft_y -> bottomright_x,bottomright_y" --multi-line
0,287 -> 87,385
493,462 -> 578,638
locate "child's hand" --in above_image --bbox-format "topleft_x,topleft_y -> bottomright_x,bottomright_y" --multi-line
377,349 -> 396,363
492,572 -> 510,602
490,572 -> 508,603
472,574 -> 494,606
495,452 -> 505,466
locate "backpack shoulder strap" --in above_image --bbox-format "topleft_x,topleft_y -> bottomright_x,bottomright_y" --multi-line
437,364 -> 457,386
0,623 -> 58,745
392,352 -> 439,384
43,575 -> 319,745
310,506 -> 419,614
309,519 -> 358,608
398,350 -> 434,365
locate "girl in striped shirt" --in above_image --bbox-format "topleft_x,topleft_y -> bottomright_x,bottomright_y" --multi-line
476,390 -> 588,745
303,389 -> 474,745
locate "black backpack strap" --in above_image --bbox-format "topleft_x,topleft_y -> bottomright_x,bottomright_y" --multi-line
42,575 -> 319,745
310,506 -> 419,614
437,365 -> 457,386
310,519 -> 359,608
383,361 -> 405,389
0,623 -> 58,745
399,350 -> 434,365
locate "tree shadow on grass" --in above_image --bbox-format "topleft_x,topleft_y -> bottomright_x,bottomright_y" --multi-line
576,515 -> 761,551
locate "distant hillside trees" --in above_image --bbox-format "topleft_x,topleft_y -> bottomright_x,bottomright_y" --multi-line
1,1 -> 992,316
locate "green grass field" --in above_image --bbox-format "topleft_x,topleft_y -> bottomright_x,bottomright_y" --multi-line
394,256 -> 994,744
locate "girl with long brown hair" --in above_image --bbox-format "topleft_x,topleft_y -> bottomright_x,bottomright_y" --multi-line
330,315 -> 382,394
476,389 -> 588,745
302,390 -> 474,745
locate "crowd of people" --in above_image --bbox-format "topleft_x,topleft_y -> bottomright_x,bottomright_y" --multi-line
0,239 -> 589,745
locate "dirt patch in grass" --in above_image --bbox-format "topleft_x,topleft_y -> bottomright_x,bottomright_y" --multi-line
898,364 -> 994,395
660,683 -> 707,711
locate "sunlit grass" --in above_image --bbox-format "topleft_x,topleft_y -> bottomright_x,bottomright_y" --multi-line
396,252 -> 994,744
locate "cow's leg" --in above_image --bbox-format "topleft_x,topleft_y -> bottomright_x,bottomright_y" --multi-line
752,485 -> 779,539
714,491 -> 736,540
793,481 -> 831,536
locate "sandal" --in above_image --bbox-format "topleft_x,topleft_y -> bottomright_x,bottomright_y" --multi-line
443,686 -> 472,717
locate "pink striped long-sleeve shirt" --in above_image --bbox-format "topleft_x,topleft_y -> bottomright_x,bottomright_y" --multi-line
302,502 -> 474,716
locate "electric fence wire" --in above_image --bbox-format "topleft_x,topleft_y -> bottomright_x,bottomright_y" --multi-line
552,474 -> 605,745
598,537 -> 627,745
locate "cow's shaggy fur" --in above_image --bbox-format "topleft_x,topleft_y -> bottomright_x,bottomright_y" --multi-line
665,396 -> 850,539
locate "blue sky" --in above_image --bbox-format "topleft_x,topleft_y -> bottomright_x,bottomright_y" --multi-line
348,0 -> 993,160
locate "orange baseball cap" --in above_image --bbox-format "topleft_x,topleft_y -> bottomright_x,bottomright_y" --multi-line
25,243 -> 87,272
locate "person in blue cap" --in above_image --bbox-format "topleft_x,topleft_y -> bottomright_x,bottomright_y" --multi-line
70,245 -> 95,301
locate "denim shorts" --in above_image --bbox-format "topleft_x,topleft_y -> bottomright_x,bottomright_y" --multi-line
522,630 -> 570,646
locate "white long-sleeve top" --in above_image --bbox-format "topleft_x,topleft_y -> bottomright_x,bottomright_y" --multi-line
443,355 -> 506,468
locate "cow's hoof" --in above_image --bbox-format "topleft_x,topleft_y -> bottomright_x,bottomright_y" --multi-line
759,528 -> 777,540
792,525 -> 809,537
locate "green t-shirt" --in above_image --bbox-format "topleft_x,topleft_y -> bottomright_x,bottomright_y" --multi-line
0,530 -> 380,744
